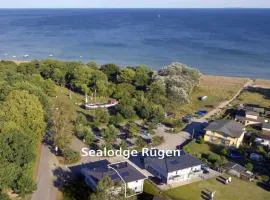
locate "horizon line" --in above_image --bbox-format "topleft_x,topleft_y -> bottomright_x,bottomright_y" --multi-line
1,7 -> 270,9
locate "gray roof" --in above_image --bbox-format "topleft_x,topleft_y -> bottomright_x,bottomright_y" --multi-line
246,111 -> 259,116
82,160 -> 146,183
205,120 -> 244,138
226,162 -> 246,173
144,153 -> 204,173
263,123 -> 270,130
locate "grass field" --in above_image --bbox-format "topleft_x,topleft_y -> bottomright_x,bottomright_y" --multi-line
174,75 -> 249,117
254,79 -> 270,87
165,177 -> 270,200
233,90 -> 270,108
184,141 -> 218,155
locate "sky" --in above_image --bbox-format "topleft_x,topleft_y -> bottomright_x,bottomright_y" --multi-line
1,0 -> 270,8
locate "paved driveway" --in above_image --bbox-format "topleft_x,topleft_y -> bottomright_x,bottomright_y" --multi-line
155,126 -> 191,150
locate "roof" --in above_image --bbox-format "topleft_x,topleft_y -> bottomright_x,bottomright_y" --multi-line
244,104 -> 265,112
144,152 -> 204,173
263,123 -> 270,130
246,111 -> 259,116
260,132 -> 270,140
205,120 -> 244,138
82,160 -> 146,184
225,162 -> 247,174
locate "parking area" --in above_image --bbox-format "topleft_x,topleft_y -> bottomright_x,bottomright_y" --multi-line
155,126 -> 191,150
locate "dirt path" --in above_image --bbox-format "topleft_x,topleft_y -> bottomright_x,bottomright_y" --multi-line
201,79 -> 254,120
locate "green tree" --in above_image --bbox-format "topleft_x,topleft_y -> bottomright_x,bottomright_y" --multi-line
89,176 -> 136,200
118,68 -> 135,84
0,90 -> 45,140
100,64 -> 120,83
52,96 -> 76,150
102,125 -> 119,144
245,163 -> 253,171
119,140 -> 128,150
126,122 -> 139,138
110,113 -> 124,126
94,108 -> 110,125
0,129 -> 35,166
133,66 -> 152,89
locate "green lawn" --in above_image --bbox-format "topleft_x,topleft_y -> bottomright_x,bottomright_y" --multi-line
143,169 -> 270,200
165,177 -> 270,200
183,141 -> 222,158
233,90 -> 270,108
143,180 -> 172,200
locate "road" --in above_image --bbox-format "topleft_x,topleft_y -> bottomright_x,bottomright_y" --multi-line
201,79 -> 254,120
31,144 -> 58,200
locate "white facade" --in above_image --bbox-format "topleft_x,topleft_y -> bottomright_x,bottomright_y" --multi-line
255,137 -> 270,147
127,179 -> 145,193
83,172 -> 145,193
167,165 -> 202,184
246,114 -> 258,120
262,127 -> 270,132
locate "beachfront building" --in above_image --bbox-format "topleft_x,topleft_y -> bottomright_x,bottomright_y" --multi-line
81,160 -> 146,194
204,120 -> 245,148
144,153 -> 204,184
235,110 -> 264,126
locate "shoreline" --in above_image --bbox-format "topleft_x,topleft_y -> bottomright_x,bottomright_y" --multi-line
1,59 -> 270,81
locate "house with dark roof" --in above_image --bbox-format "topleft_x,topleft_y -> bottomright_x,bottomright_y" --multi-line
262,123 -> 270,133
144,152 -> 205,184
204,120 -> 245,148
235,109 -> 265,126
81,160 -> 146,194
235,105 -> 269,127
254,123 -> 270,147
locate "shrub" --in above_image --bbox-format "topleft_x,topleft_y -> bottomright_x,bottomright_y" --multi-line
196,137 -> 205,144
245,163 -> 253,172
152,136 -> 165,147
0,193 -> 10,200
220,147 -> 229,156
260,175 -> 270,182
62,148 -> 80,164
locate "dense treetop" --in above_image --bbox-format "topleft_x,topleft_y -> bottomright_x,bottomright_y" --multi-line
0,59 -> 200,198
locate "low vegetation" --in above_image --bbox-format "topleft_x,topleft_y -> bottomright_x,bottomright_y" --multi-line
165,177 -> 270,200
171,75 -> 249,118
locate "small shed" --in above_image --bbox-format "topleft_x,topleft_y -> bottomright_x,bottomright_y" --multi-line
224,162 -> 254,181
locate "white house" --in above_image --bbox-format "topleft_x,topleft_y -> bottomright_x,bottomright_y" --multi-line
81,160 -> 146,194
144,153 -> 205,184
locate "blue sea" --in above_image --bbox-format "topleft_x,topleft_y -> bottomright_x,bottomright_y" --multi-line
0,9 -> 270,78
